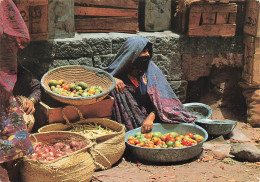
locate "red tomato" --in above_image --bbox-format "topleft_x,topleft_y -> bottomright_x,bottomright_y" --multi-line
161,135 -> 167,141
166,134 -> 175,142
186,132 -> 194,139
134,139 -> 140,144
156,141 -> 164,146
128,140 -> 135,145
182,139 -> 191,146
145,133 -> 152,139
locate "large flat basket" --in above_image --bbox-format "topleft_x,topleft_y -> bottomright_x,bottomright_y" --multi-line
41,65 -> 115,105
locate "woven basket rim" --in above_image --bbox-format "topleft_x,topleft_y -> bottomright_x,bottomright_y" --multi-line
40,65 -> 115,102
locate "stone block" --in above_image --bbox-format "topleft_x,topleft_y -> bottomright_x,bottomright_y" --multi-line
50,59 -> 69,70
55,40 -> 92,58
230,143 -> 260,162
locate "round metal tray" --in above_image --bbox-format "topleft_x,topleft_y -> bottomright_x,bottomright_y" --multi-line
196,119 -> 237,136
183,102 -> 212,120
125,123 -> 208,163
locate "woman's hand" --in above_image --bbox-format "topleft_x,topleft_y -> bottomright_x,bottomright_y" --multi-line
141,112 -> 155,133
114,77 -> 125,93
23,99 -> 35,115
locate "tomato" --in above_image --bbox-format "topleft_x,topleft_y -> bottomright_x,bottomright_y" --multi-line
136,143 -> 142,147
166,137 -> 175,144
186,132 -> 194,139
184,135 -> 191,140
167,140 -> 175,147
156,141 -> 164,146
88,88 -> 96,95
175,135 -> 184,141
161,135 -> 167,141
195,136 -> 204,143
152,137 -> 160,145
128,140 -> 135,145
182,139 -> 191,146
193,134 -> 200,139
147,143 -> 155,148
139,142 -> 145,147
190,139 -> 198,145
134,139 -> 140,144
145,133 -> 152,139
128,136 -> 135,140
166,134 -> 174,141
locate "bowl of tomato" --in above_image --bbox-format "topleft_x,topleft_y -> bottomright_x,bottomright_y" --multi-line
125,123 -> 208,163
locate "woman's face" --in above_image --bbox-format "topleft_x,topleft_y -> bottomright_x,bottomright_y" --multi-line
130,48 -> 151,77
140,49 -> 150,57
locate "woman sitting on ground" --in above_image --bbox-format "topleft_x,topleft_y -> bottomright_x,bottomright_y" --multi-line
103,36 -> 196,133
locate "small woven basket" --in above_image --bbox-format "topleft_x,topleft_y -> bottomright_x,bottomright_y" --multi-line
38,106 -> 126,170
41,65 -> 115,105
21,131 -> 95,182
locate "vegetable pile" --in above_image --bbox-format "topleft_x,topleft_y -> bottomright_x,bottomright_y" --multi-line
69,123 -> 117,139
48,79 -> 102,97
28,140 -> 88,161
127,131 -> 204,148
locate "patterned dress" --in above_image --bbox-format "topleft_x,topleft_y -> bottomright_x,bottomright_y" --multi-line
0,0 -> 33,163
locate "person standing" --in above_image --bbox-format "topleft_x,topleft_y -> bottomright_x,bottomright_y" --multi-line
0,0 -> 34,181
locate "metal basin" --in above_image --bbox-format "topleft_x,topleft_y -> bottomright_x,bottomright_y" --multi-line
125,123 -> 208,163
183,102 -> 212,120
196,119 -> 237,136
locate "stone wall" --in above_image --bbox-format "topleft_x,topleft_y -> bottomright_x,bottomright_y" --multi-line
18,31 -> 244,103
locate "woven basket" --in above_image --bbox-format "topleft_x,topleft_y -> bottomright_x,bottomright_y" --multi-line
20,131 -> 95,182
41,65 -> 115,105
38,106 -> 126,170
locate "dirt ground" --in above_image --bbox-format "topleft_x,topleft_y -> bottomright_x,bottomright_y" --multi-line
92,94 -> 260,182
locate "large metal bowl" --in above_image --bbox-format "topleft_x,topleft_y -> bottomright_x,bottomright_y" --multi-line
196,119 -> 237,136
125,123 -> 208,163
183,102 -> 212,120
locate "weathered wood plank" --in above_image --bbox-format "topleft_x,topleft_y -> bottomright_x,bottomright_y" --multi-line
189,13 -> 201,28
29,5 -> 48,34
190,3 -> 237,13
17,5 -> 30,30
202,12 -> 216,24
144,0 -> 172,31
188,24 -> 236,36
244,34 -> 260,55
75,17 -> 138,33
74,6 -> 138,17
30,33 -> 49,42
15,0 -> 48,6
74,0 -> 139,9
216,12 -> 229,24
244,0 -> 260,37
228,12 -> 237,24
